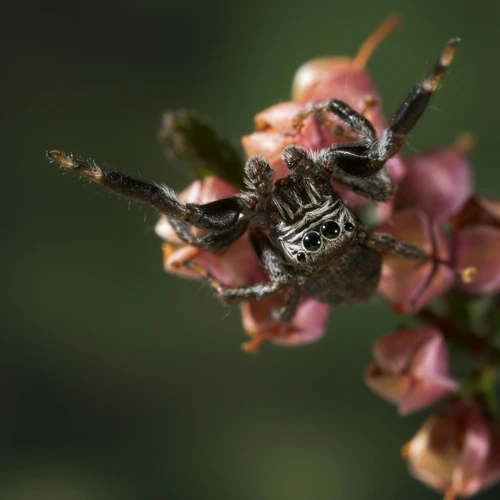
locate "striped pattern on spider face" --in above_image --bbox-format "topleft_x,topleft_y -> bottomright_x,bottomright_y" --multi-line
269,174 -> 357,269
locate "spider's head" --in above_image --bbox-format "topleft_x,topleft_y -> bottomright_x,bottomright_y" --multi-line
270,171 -> 358,271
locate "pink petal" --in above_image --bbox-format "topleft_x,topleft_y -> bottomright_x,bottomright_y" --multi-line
386,156 -> 408,187
373,328 -> 439,375
453,195 -> 500,229
482,423 -> 500,491
253,101 -> 304,136
241,296 -> 329,352
292,59 -> 385,132
295,112 -> 341,151
399,376 -> 458,415
376,208 -> 452,313
396,147 -> 473,221
455,225 -> 500,294
411,334 -> 452,379
404,399 -> 493,497
241,131 -> 292,178
364,365 -> 412,404
400,264 -> 455,315
160,234 -> 263,286
367,329 -> 457,415
453,401 -> 491,496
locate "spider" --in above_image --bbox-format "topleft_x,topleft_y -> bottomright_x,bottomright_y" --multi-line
47,38 -> 459,324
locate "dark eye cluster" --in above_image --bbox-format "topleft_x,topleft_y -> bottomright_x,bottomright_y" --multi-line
300,220 -> 354,256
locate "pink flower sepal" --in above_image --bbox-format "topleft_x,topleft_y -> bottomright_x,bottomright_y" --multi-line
395,143 -> 473,221
241,296 -> 330,354
403,398 -> 500,497
365,328 -> 458,415
376,208 -> 454,314
450,195 -> 500,295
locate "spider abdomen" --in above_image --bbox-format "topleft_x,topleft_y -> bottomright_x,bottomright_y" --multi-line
304,245 -> 381,305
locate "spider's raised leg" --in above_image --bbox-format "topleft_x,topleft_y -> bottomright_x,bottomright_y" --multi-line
47,150 -> 246,243
329,163 -> 395,202
282,144 -> 395,202
380,38 -> 460,160
322,38 -> 460,178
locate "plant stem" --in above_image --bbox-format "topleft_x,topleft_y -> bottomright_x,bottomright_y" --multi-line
418,308 -> 500,365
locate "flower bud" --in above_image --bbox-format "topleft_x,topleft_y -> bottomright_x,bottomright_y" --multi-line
376,208 -> 454,313
292,16 -> 400,112
395,142 -> 473,221
403,399 -> 500,497
241,296 -> 330,353
454,225 -> 500,295
365,328 -> 457,414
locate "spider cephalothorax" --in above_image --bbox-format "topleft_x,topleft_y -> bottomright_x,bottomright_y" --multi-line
47,38 -> 459,323
255,149 -> 358,271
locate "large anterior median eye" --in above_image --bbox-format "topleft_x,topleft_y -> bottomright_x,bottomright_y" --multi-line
320,220 -> 341,239
302,231 -> 322,252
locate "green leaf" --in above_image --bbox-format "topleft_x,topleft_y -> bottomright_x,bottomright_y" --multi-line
460,368 -> 499,417
157,109 -> 245,189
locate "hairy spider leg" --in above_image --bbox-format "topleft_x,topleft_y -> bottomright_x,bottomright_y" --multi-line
46,150 -> 247,250
183,229 -> 299,309
360,232 -> 429,261
183,261 -> 288,302
381,38 -> 460,159
321,38 -> 460,178
292,95 -> 379,138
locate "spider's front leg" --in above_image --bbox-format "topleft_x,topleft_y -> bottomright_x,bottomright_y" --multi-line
320,38 -> 460,180
184,229 -> 300,319
47,150 -> 248,251
359,230 -> 428,261
293,95 -> 379,138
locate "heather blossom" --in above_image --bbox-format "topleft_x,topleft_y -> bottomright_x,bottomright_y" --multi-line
403,399 -> 500,498
365,328 -> 458,415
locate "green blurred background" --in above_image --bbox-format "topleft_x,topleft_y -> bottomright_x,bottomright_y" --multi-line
4,0 -> 500,498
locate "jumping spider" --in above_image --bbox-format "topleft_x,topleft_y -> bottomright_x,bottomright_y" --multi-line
47,38 -> 459,325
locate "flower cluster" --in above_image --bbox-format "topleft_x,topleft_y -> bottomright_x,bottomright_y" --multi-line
155,18 -> 500,498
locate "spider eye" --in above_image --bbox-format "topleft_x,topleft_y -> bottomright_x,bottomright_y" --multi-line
344,222 -> 354,232
302,232 -> 321,252
297,252 -> 306,262
320,220 -> 341,239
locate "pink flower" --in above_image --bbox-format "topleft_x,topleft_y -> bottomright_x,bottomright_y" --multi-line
451,195 -> 500,295
454,226 -> 500,295
241,296 -> 330,354
376,208 -> 454,314
395,141 -> 474,221
365,328 -> 458,414
403,398 -> 500,497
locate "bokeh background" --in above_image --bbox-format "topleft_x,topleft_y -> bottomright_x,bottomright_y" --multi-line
4,0 -> 500,498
